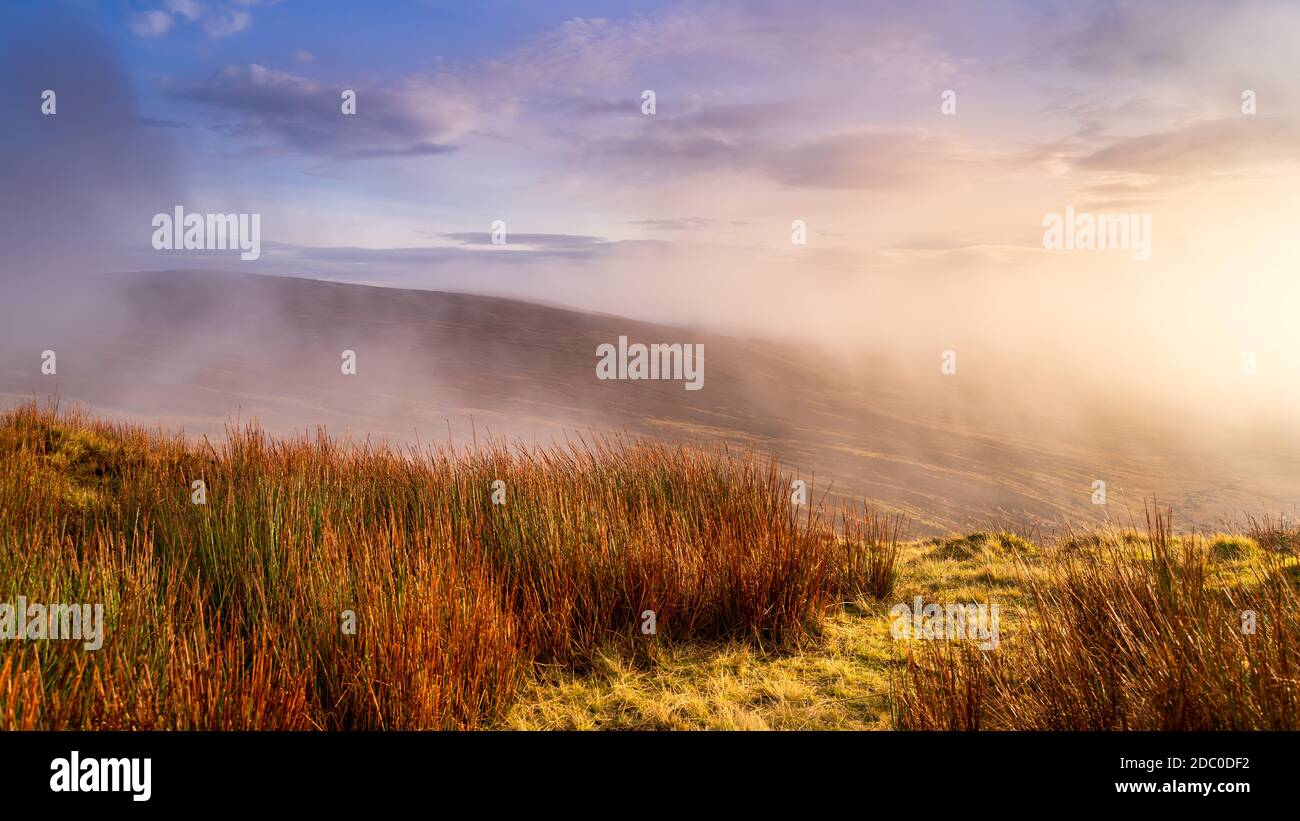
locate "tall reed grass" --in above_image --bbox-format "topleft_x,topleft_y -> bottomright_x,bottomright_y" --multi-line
0,403 -> 899,729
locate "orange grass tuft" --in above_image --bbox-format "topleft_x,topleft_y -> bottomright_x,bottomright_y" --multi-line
0,403 -> 862,729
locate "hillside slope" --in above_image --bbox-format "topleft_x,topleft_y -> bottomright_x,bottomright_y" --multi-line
2,269 -> 1298,533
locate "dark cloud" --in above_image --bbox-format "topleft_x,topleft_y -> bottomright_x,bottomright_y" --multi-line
181,64 -> 462,160
665,101 -> 807,134
352,142 -> 459,159
135,116 -> 187,129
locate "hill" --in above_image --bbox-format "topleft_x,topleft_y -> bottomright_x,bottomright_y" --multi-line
2,269 -> 1298,534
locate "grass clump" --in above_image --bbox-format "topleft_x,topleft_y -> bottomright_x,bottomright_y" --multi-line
1247,513 -> 1300,554
893,508 -> 1300,730
926,531 -> 1036,561
1210,534 -> 1262,561
0,403 -> 875,729
834,505 -> 906,601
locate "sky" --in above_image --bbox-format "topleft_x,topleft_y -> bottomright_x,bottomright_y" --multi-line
3,0 -> 1300,422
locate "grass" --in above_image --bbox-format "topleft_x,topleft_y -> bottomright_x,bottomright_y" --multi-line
512,518 -> 1300,731
505,537 -> 1020,729
0,402 -> 900,729
892,509 -> 1300,730
2,402 -> 1296,730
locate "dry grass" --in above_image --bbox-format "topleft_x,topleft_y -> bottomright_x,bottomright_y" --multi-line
505,604 -> 898,730
4,402 -> 1296,731
514,513 -> 1299,731
892,507 -> 1300,730
0,402 -> 889,729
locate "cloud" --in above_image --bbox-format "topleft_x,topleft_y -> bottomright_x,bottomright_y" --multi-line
131,10 -> 174,37
887,235 -> 1023,252
766,131 -> 960,190
626,218 -> 717,232
182,64 -> 471,160
443,232 -> 607,248
164,0 -> 204,22
667,101 -> 807,134
1077,117 -> 1300,176
136,116 -> 187,129
163,3 -> 969,190
352,142 -> 458,159
1033,0 -> 1300,130
131,1 -> 255,40
141,240 -> 619,278
204,10 -> 251,38
545,96 -> 639,118
565,101 -> 816,182
586,132 -> 753,178
1047,0 -> 1300,81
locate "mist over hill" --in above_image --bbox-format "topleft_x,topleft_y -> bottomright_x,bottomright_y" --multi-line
2,269 -> 1297,535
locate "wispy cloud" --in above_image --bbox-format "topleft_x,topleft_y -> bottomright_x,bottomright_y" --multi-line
1077,117 -> 1300,176
203,10 -> 251,38
131,10 -> 174,38
626,218 -> 717,232
765,131 -> 963,190
443,232 -> 608,248
131,0 -> 257,39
